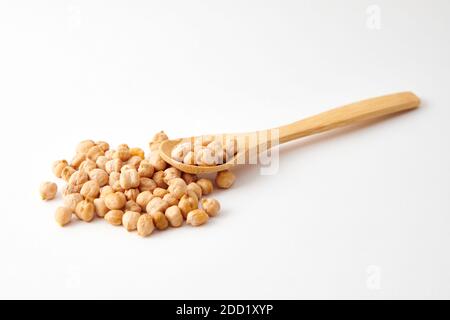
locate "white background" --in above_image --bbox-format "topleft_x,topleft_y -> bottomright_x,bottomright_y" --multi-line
0,0 -> 449,299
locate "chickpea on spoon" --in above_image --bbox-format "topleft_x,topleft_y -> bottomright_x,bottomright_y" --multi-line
159,92 -> 420,174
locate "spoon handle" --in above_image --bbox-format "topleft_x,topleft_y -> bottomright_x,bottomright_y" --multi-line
276,92 -> 420,144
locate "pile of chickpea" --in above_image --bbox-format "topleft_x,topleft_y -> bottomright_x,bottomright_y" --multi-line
40,131 -> 236,237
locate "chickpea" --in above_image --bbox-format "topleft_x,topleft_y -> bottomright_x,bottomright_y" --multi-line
105,158 -> 123,174
186,209 -> 209,226
114,145 -> 131,161
71,153 -> 86,169
124,188 -> 139,201
224,137 -> 238,159
122,211 -> 141,231
125,200 -> 142,213
163,193 -> 178,207
55,207 -> 72,226
52,160 -> 68,178
96,155 -> 108,170
167,178 -> 187,199
76,140 -> 96,155
152,170 -> 167,189
165,206 -> 183,227
105,210 -> 124,226
151,211 -> 169,230
104,192 -> 126,210
68,170 -> 88,187
86,145 -> 104,161
139,177 -> 157,192
129,147 -> 145,159
195,135 -> 214,147
40,182 -> 57,200
93,198 -> 109,217
87,168 -> 108,187
137,214 -> 155,237
63,193 -> 83,212
148,152 -> 167,171
100,185 -> 114,198
149,131 -> 169,151
105,149 -> 115,160
127,155 -> 142,169
183,151 -> 195,165
109,172 -> 122,191
138,160 -> 154,178
196,178 -> 213,195
171,142 -> 192,162
75,200 -> 95,222
194,147 -> 215,166
62,184 -> 81,195
182,173 -> 197,184
163,167 -> 181,184
61,166 -> 76,182
201,198 -> 221,217
79,159 -> 97,173
178,193 -> 198,218
146,197 -> 169,215
187,182 -> 202,199
96,141 -> 110,152
152,187 -> 168,198
120,169 -> 140,189
215,170 -> 236,189
80,180 -> 100,200
136,191 -> 154,210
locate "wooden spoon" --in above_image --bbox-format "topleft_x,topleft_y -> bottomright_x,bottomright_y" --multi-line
159,92 -> 420,174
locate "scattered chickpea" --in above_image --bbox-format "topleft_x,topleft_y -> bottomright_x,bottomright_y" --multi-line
163,167 -> 181,184
71,153 -> 85,169
171,142 -> 192,162
96,156 -> 108,170
68,170 -> 88,187
151,211 -> 169,230
52,160 -> 68,178
167,178 -> 187,199
124,188 -> 139,201
125,200 -> 142,213
40,182 -> 57,200
215,170 -> 236,189
201,198 -> 221,217
96,141 -> 110,152
109,172 -> 122,191
186,209 -> 209,226
137,214 -> 155,237
165,206 -> 183,227
114,145 -> 131,161
61,166 -> 76,182
153,187 -> 168,198
196,178 -> 213,195
88,168 -> 109,187
182,172 -> 197,184
104,192 -> 126,210
153,170 -> 168,189
122,211 -> 141,231
136,191 -> 154,210
129,147 -> 145,159
138,160 -> 154,178
63,184 -> 81,195
86,145 -> 104,161
105,149 -> 115,160
75,200 -> 95,222
149,131 -> 169,151
146,197 -> 169,215
105,210 -> 124,226
139,177 -> 157,192
76,140 -> 95,154
163,193 -> 178,207
183,151 -> 195,165
149,152 -> 167,171
55,207 -> 72,226
127,155 -> 142,169
63,193 -> 83,212
120,168 -> 140,189
187,182 -> 202,199
178,193 -> 198,218
100,185 -> 114,198
105,159 -> 123,174
80,180 -> 100,200
79,159 -> 97,173
93,198 -> 109,217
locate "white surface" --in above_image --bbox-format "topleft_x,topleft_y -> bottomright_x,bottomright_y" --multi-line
0,0 -> 449,299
